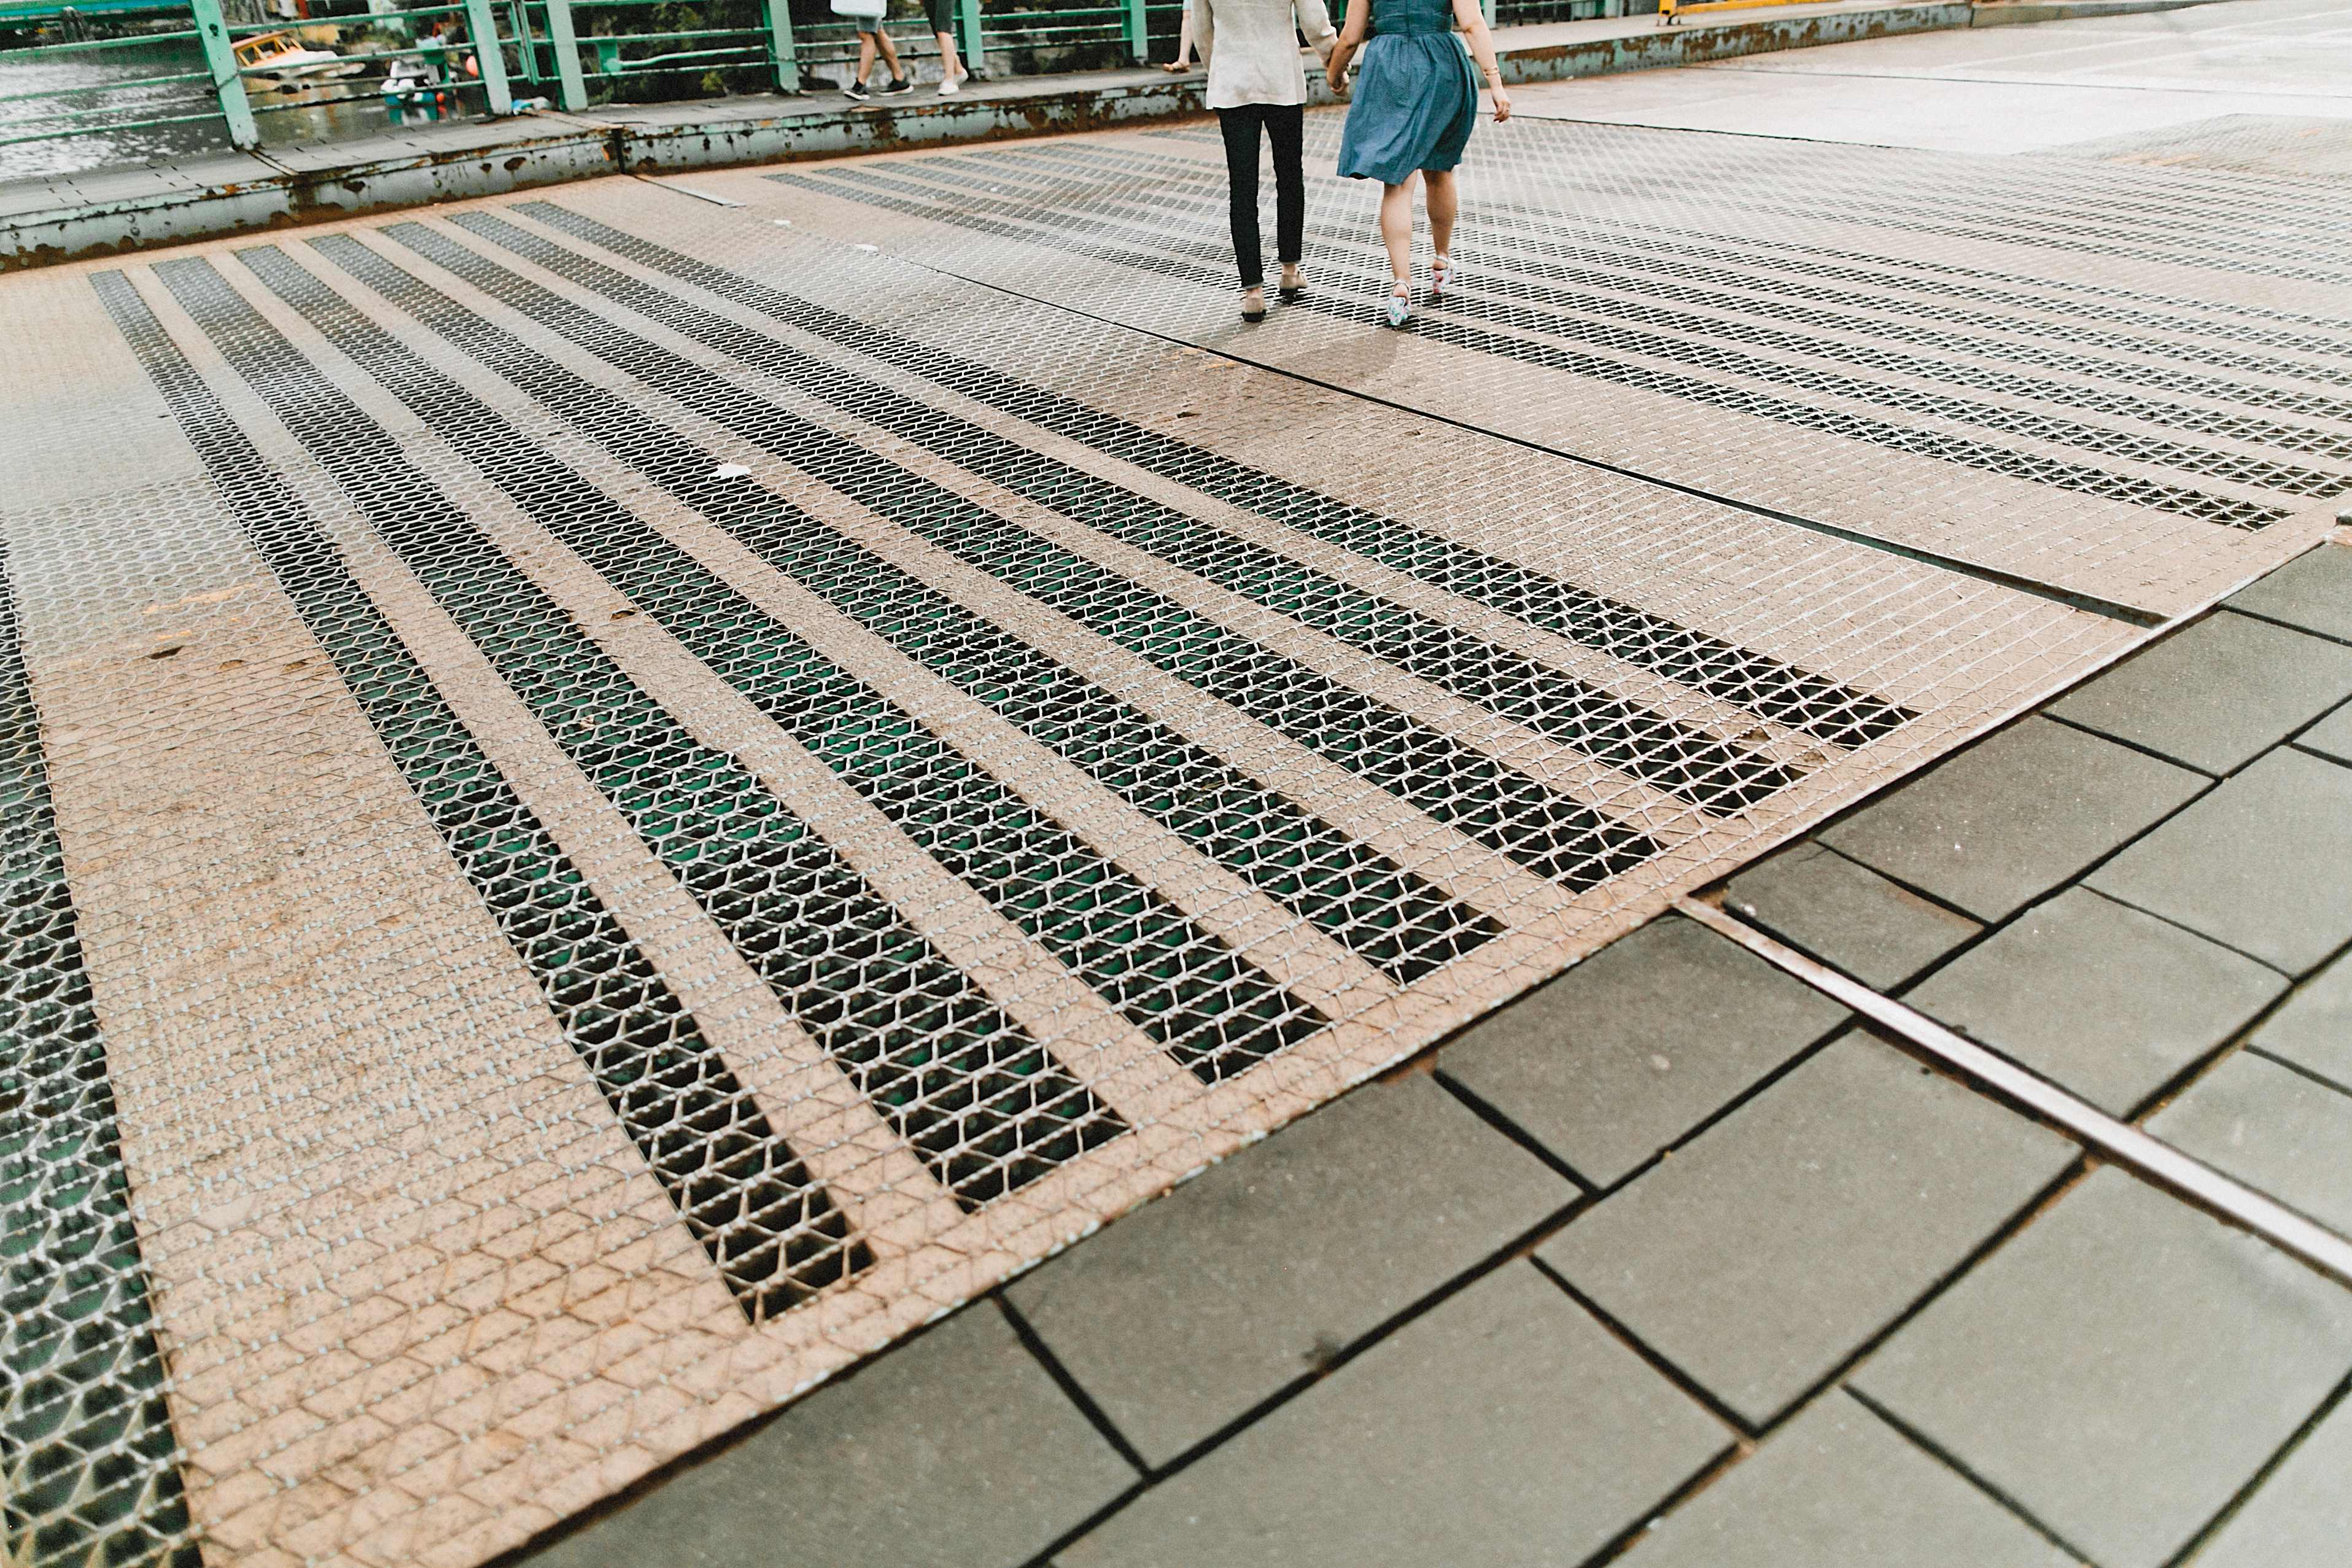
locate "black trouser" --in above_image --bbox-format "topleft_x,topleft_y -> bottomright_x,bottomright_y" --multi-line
1217,102 -> 1305,289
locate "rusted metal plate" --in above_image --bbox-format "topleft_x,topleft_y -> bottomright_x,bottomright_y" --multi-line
1,110 -> 2334,1566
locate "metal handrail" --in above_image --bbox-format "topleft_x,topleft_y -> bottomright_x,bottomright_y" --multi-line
1,0 -> 1198,162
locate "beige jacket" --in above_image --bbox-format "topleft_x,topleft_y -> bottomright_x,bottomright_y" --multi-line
1195,0 -> 1337,110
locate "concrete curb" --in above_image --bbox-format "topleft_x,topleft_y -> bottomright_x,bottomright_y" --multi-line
1499,0 -> 1965,83
1,0 -> 1965,271
1972,0 -> 2236,25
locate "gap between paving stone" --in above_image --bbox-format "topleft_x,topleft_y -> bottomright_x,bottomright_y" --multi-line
511,608 -> 2352,1568
1004,568 -> 2352,1548
1686,571 -> 2352,1292
1029,548 -> 2352,1561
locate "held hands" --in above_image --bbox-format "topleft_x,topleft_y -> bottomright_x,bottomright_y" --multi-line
1327,60 -> 1349,95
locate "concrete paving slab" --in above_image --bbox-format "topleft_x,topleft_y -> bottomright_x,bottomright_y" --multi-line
2227,544 -> 2352,645
1724,842 -> 1983,990
1852,1170 -> 2352,1568
2192,1388 -> 2352,1568
519,1300 -> 1138,1568
2299,699 -> 2352,767
1904,886 -> 2284,1115
2251,949 -> 2352,1092
2048,611 -> 2352,776
2089,747 -> 2352,974
2148,1050 -> 2352,1236
1058,1263 -> 1730,1568
1627,1389 -> 2072,1568
1004,1076 -> 1575,1466
1822,718 -> 2207,923
1539,1034 -> 2076,1427
1437,915 -> 1848,1187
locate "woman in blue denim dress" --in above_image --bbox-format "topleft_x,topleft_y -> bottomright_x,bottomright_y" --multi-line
1326,0 -> 1510,327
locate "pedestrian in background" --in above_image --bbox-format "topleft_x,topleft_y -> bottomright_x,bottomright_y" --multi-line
837,0 -> 915,101
840,0 -> 969,98
1195,0 -> 1338,322
1161,0 -> 1199,71
926,0 -> 972,95
1325,0 -> 1509,327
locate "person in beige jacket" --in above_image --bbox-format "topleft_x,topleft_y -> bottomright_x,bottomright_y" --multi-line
1194,0 -> 1338,320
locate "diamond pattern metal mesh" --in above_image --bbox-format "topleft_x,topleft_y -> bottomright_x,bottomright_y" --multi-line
0,107 -> 2338,1567
0,556 -> 198,1568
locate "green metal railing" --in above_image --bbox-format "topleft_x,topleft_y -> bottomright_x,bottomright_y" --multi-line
1490,0 -> 1634,23
0,0 -> 506,153
7,0 -> 1607,165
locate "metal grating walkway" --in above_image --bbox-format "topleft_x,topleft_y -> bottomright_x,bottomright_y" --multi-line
0,111 -> 2341,1568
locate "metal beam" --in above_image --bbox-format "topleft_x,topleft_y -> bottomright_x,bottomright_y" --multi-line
958,0 -> 984,75
1675,896 -> 2352,1290
761,0 -> 801,94
543,0 -> 589,110
463,0 -> 516,115
187,0 -> 257,152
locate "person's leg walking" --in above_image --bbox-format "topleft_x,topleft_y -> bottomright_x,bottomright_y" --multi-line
1378,176 -> 1416,283
1220,106 -> 1268,295
1424,168 -> 1457,295
928,0 -> 963,91
1268,104 -> 1306,292
1378,174 -> 1416,325
872,27 -> 909,90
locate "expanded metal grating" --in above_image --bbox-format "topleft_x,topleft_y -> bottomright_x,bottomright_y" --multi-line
0,107 -> 2340,1567
763,114 -> 2349,614
2051,114 -> 2352,185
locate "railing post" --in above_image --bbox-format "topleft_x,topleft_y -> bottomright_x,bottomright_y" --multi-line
188,0 -> 258,150
761,0 -> 801,93
463,0 -> 517,114
1123,0 -> 1146,61
507,0 -> 537,85
543,0 -> 589,108
957,0 -> 984,77
1480,0 -> 1495,25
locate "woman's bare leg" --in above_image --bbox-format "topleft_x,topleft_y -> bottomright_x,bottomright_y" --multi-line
855,33 -> 879,83
1424,169 -> 1457,260
874,29 -> 904,80
935,31 -> 963,82
1378,175 -> 1418,287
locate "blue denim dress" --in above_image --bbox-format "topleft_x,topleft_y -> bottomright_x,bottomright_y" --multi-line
1335,0 -> 1478,185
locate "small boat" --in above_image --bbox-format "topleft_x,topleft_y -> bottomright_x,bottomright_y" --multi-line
234,31 -> 368,82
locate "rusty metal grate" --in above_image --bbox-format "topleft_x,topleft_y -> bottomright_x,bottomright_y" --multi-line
769,158 -> 2319,529
0,106 -> 2334,1566
0,548 -> 198,1568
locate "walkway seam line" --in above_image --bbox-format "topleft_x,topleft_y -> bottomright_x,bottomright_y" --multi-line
1672,896 -> 2352,1289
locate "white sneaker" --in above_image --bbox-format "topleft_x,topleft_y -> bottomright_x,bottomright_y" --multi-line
937,72 -> 961,95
